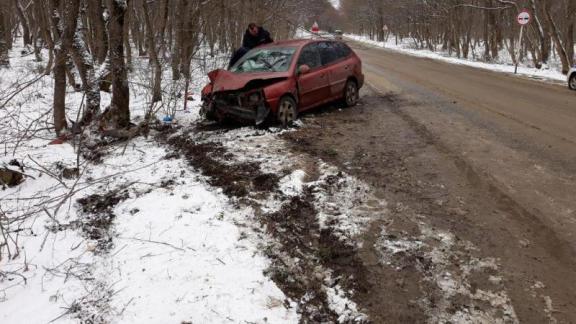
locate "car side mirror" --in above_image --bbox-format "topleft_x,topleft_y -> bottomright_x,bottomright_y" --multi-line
298,64 -> 311,75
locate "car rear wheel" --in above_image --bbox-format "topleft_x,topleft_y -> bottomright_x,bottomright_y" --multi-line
277,96 -> 297,127
344,79 -> 359,107
569,74 -> 576,91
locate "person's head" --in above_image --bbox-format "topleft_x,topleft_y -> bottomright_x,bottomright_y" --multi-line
248,23 -> 259,36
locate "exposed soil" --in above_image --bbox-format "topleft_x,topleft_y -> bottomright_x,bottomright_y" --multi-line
75,188 -> 129,253
157,128 -> 372,323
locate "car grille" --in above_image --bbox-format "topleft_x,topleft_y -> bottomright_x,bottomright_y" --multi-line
214,92 -> 241,107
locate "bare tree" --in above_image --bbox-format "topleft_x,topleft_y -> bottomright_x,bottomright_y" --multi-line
13,0 -> 32,46
142,0 -> 162,102
102,0 -> 130,129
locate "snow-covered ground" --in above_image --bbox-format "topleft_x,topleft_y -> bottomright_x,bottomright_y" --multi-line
346,34 -> 571,84
0,40 -> 370,323
0,42 -> 302,323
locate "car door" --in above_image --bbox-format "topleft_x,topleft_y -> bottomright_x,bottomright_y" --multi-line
296,43 -> 330,110
326,42 -> 353,98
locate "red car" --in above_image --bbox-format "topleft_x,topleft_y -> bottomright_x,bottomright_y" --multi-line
200,39 -> 364,126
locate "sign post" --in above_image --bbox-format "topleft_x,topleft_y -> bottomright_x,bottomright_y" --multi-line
515,10 -> 531,74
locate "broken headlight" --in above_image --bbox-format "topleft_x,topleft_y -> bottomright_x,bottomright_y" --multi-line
242,90 -> 263,106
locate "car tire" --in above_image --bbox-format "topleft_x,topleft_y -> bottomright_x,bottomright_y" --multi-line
344,79 -> 359,107
277,96 -> 298,127
569,74 -> 576,91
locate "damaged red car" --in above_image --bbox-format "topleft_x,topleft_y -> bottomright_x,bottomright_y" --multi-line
200,39 -> 364,126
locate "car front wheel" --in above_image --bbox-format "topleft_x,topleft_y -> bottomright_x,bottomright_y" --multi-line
277,96 -> 298,127
344,79 -> 359,107
569,74 -> 576,91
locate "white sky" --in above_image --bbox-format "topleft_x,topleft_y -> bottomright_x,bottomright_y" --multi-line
329,0 -> 340,9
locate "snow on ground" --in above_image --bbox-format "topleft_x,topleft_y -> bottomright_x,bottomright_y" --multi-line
1,38 -> 377,323
346,34 -> 570,84
0,42 -> 298,323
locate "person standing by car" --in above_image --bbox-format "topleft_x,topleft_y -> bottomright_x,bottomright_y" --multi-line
228,23 -> 274,68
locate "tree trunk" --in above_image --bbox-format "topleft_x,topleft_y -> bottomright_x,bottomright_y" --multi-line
0,3 -> 9,67
142,0 -> 162,102
13,0 -> 32,46
171,0 -> 186,80
104,0 -> 130,129
87,0 -> 108,65
35,0 -> 55,74
64,0 -> 101,126
124,0 -> 132,70
49,0 -> 69,135
542,0 -> 571,74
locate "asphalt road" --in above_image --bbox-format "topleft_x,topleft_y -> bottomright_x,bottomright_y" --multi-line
290,40 -> 576,322
353,41 -> 576,255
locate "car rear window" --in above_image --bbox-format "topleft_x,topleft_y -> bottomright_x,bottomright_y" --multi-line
334,42 -> 352,58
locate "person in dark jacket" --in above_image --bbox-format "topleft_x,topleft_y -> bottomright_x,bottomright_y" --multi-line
228,23 -> 274,68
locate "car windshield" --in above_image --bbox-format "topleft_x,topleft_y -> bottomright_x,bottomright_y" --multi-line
230,47 -> 296,73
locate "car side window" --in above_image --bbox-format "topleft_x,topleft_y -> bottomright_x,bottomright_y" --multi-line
318,42 -> 339,66
297,44 -> 321,69
334,42 -> 352,59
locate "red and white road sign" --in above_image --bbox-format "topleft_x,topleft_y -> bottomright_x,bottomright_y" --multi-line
311,22 -> 319,33
517,10 -> 531,25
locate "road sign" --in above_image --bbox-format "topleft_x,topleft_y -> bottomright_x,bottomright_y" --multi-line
517,10 -> 531,25
515,10 -> 531,74
311,22 -> 319,33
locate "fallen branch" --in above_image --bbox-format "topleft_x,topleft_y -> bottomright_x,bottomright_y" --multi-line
118,236 -> 187,252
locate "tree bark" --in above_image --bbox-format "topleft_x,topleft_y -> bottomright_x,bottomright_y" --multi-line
13,0 -> 32,46
542,0 -> 571,74
87,0 -> 108,65
142,0 -> 162,102
63,0 -> 101,126
104,0 -> 130,129
0,3 -> 9,67
49,0 -> 69,136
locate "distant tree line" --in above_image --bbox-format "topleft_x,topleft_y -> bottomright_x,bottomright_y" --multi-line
0,0 -> 324,136
340,0 -> 576,74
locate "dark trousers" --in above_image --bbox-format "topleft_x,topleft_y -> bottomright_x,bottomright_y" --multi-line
228,47 -> 250,69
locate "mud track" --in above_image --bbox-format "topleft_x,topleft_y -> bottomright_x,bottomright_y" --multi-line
157,128 -> 372,322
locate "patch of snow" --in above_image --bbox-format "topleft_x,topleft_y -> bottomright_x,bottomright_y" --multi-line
279,170 -> 307,196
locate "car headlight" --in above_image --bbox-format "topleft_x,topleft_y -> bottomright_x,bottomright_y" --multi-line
246,92 -> 262,105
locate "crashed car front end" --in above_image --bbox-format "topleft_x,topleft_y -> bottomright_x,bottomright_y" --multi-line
201,86 -> 270,125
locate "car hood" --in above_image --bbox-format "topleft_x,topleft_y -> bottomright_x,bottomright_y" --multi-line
207,69 -> 290,93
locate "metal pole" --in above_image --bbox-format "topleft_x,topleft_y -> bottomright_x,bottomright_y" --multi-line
515,25 -> 524,74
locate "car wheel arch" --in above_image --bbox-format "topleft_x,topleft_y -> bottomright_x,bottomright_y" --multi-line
346,76 -> 358,87
569,73 -> 576,90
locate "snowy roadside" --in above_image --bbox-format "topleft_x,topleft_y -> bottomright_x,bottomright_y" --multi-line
0,44 -> 300,323
2,37 -> 524,323
1,41 -> 374,323
345,34 -> 570,84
